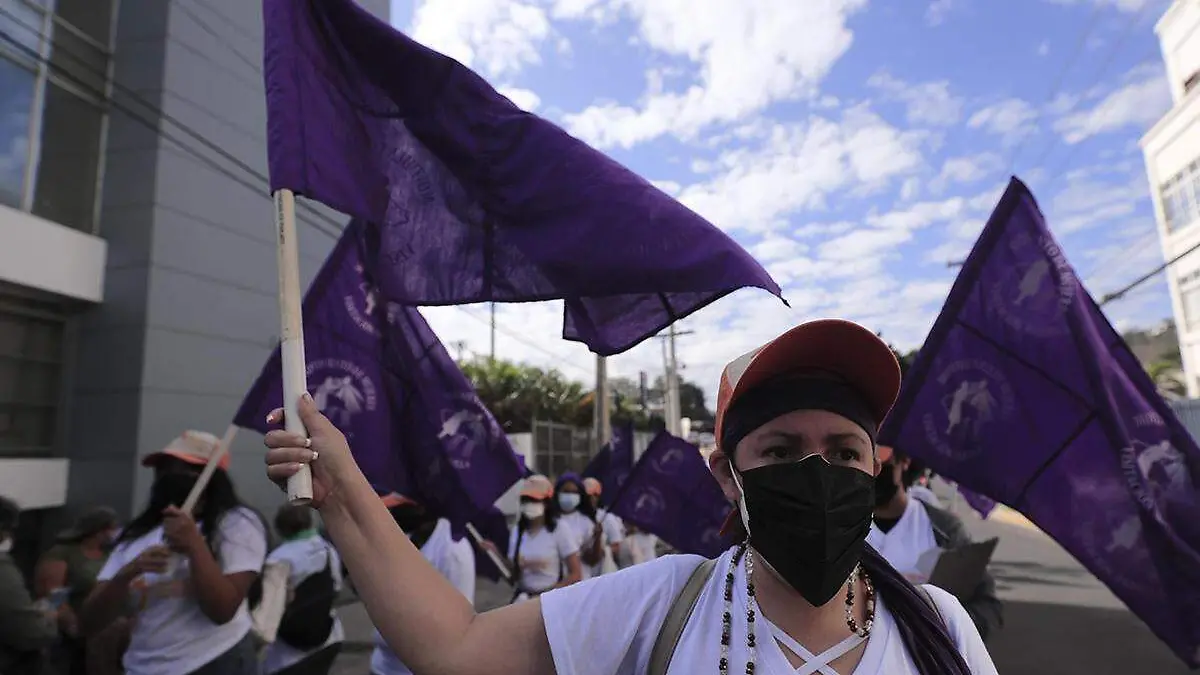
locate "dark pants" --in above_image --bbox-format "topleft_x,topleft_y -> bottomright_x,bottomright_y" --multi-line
187,634 -> 259,675
273,643 -> 342,675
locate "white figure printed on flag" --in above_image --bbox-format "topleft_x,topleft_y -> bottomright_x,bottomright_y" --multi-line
943,379 -> 997,437
1013,259 -> 1051,306
438,409 -> 484,440
313,376 -> 365,427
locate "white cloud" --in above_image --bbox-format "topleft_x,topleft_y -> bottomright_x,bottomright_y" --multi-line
497,86 -> 542,111
930,152 -> 1004,194
925,0 -> 958,25
409,0 -> 552,77
1041,0 -> 1157,12
1044,167 -> 1149,235
675,104 -> 924,235
1054,64 -> 1170,145
561,0 -> 869,149
967,98 -> 1038,146
867,72 -> 964,126
1037,40 -> 1051,56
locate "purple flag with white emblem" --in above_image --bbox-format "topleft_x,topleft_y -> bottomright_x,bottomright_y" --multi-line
235,220 -> 524,530
583,420 -> 635,506
879,177 -> 1200,666
261,0 -> 782,356
609,432 -> 732,558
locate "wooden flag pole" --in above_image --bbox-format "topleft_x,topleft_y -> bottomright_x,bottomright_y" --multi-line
465,522 -> 512,583
181,425 -> 238,515
275,189 -> 313,504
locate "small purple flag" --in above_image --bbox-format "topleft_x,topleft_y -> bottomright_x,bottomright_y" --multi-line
957,486 -> 997,519
261,0 -> 782,356
610,432 -> 732,558
234,220 -> 524,532
583,421 -> 635,506
879,177 -> 1200,666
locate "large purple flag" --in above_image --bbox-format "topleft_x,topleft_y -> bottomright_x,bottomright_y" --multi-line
610,432 -> 733,558
879,177 -> 1200,666
235,220 -> 524,530
261,0 -> 782,356
583,421 -> 635,506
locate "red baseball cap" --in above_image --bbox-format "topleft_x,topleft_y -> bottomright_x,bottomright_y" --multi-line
713,319 -> 901,453
142,431 -> 231,471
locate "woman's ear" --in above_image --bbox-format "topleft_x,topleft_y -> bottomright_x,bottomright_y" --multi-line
708,448 -> 741,503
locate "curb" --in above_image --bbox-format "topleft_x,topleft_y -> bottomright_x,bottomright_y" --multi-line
988,505 -> 1038,531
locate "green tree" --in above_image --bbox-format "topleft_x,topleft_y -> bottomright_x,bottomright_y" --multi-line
458,357 -> 591,432
1147,358 -> 1186,400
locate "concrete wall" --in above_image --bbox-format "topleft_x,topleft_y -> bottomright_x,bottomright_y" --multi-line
64,0 -> 390,522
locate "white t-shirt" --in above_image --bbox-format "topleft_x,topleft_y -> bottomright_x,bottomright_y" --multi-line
541,548 -> 998,675
507,522 -> 579,594
620,533 -> 659,567
560,510 -> 610,579
98,507 -> 267,675
908,485 -> 943,509
867,498 -> 940,584
262,534 -> 345,674
372,519 -> 475,675
596,509 -> 626,550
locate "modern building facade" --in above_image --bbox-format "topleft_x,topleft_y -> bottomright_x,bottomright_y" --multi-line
1143,0 -> 1200,398
0,0 -> 388,563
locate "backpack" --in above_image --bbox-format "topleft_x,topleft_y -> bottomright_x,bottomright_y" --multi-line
276,549 -> 336,650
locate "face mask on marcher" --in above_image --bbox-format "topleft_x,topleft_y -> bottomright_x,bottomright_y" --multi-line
520,502 -> 545,520
558,493 -> 581,512
733,453 -> 875,606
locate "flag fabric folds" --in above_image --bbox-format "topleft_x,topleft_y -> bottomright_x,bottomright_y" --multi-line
957,486 -> 997,519
583,420 -> 635,505
609,432 -> 732,558
261,0 -> 782,356
234,220 -> 525,532
879,177 -> 1200,666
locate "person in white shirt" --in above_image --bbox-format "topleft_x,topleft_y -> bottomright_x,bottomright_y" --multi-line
80,431 -> 267,675
870,447 -> 1002,641
263,504 -> 344,675
583,477 -> 626,568
500,475 -> 581,600
369,492 -> 475,675
263,320 -> 998,675
904,459 -> 944,509
555,474 -> 612,579
617,521 -> 659,568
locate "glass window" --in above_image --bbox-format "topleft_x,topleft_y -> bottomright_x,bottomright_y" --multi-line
0,302 -> 64,457
53,0 -> 113,47
32,83 -> 103,232
0,55 -> 36,210
0,0 -> 45,59
1182,285 -> 1200,332
48,20 -> 108,96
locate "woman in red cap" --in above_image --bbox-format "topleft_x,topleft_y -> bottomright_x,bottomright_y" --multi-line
80,431 -> 267,675
264,320 -> 998,675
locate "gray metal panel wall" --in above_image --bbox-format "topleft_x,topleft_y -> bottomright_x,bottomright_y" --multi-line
65,0 -> 390,522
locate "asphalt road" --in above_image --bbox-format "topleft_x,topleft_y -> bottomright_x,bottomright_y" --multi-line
332,492 -> 1192,674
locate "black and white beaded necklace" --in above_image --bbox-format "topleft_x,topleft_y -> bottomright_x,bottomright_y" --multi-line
719,542 -> 876,675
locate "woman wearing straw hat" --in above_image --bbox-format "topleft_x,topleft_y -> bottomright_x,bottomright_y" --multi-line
79,431 -> 268,675
264,320 -> 997,674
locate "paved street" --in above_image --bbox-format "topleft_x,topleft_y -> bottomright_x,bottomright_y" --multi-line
332,492 -> 1191,674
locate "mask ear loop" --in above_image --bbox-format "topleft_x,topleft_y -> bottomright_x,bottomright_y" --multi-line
728,458 -> 752,544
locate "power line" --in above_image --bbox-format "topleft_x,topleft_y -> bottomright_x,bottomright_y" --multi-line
1099,237 -> 1198,306
0,17 -> 587,372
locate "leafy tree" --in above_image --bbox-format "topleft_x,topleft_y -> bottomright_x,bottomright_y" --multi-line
1147,358 -> 1186,400
458,357 -> 590,433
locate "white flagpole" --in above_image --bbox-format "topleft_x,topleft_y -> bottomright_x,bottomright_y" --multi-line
465,522 -> 512,583
275,189 -> 313,504
181,425 -> 238,515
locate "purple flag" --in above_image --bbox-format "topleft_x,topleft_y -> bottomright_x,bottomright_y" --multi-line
610,432 -> 732,558
261,0 -> 782,356
235,220 -> 524,531
879,177 -> 1200,666
958,486 -> 997,519
583,421 -> 635,506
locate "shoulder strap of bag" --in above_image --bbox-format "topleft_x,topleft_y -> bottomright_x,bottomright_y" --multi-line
648,558 -> 718,675
915,585 -> 947,629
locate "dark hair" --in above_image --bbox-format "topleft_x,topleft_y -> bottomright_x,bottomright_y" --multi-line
0,496 -> 18,537
554,473 -> 597,522
117,466 -> 259,557
274,504 -> 313,539
517,495 -> 559,533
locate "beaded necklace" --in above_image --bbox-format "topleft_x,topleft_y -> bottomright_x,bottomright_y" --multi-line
719,543 -> 876,675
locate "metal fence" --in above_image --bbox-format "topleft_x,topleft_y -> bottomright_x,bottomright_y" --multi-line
529,419 -> 656,478
1169,398 -> 1200,443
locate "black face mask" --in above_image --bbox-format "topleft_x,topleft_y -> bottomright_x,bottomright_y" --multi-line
874,462 -> 900,508
737,455 -> 875,606
149,472 -> 198,511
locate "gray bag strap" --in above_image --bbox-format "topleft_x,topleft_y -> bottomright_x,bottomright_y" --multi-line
916,585 -> 947,629
648,558 -> 718,675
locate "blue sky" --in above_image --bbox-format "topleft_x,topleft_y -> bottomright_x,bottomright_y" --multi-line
395,0 -> 1177,402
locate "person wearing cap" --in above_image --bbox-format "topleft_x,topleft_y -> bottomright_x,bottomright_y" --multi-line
80,431 -> 268,675
370,490 -> 475,675
0,495 -> 60,675
33,505 -> 120,674
498,475 -> 582,601
261,321 -> 997,675
869,448 -> 1002,641
584,477 -> 627,568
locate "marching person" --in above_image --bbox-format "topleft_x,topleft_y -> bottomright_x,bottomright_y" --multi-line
0,495 -> 60,675
263,503 -> 344,675
554,474 -> 611,578
869,447 -> 1003,641
502,475 -> 581,601
80,431 -> 268,675
369,491 -> 474,675
263,319 -> 997,674
583,477 -> 626,569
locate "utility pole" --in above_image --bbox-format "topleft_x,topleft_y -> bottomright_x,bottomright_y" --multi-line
489,302 -> 496,360
452,340 -> 468,361
658,326 -> 694,436
594,355 -> 611,451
